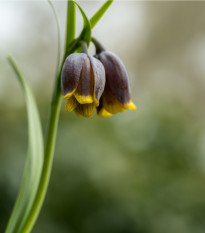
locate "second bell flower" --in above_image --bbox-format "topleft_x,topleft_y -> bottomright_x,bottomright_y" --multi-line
61,53 -> 106,117
95,50 -> 136,117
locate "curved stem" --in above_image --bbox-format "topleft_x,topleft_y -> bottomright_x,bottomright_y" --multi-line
14,0 -> 114,231
92,37 -> 105,54
5,0 -> 115,232
80,40 -> 88,54
20,90 -> 62,233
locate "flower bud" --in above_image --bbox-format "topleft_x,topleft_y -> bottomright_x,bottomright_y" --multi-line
61,53 -> 105,117
95,51 -> 136,117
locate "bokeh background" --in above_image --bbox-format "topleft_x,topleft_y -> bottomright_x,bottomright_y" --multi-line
1,1 -> 205,233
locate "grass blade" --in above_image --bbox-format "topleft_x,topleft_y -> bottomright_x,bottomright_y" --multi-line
74,1 -> 91,45
90,0 -> 113,29
5,56 -> 44,233
48,0 -> 62,74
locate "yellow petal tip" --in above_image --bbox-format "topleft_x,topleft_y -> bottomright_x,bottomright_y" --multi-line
74,93 -> 93,104
74,103 -> 96,118
98,108 -> 112,118
64,89 -> 76,100
65,97 -> 78,112
126,101 -> 137,111
94,96 -> 99,107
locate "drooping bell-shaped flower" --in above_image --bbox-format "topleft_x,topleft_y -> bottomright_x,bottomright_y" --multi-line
61,43 -> 106,118
93,39 -> 136,117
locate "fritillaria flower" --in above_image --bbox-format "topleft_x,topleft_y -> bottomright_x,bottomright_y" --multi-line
61,44 -> 105,117
93,39 -> 136,117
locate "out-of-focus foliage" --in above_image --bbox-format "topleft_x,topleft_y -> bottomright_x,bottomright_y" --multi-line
1,2 -> 205,233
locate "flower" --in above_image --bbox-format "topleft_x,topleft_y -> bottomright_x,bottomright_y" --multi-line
95,51 -> 136,117
61,53 -> 105,117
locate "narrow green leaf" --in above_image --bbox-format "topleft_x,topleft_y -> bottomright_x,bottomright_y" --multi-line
90,0 -> 113,29
73,1 -> 91,46
65,0 -> 76,52
9,1 -> 76,232
5,56 -> 44,233
48,0 -> 62,74
48,0 -> 63,104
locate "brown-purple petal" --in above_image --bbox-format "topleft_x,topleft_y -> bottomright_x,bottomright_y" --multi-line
61,53 -> 87,97
75,56 -> 92,98
95,51 -> 131,105
88,55 -> 105,104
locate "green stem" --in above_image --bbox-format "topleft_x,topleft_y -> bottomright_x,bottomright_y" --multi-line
80,40 -> 88,54
91,37 -> 105,54
13,0 -> 114,231
19,1 -> 76,232
65,0 -> 75,52
20,90 -> 62,233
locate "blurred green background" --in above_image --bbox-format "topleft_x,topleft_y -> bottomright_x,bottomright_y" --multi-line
1,1 -> 205,233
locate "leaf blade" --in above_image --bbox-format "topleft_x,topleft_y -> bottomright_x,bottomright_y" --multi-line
73,1 -> 91,46
48,0 -> 62,75
90,0 -> 114,29
5,56 -> 44,233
